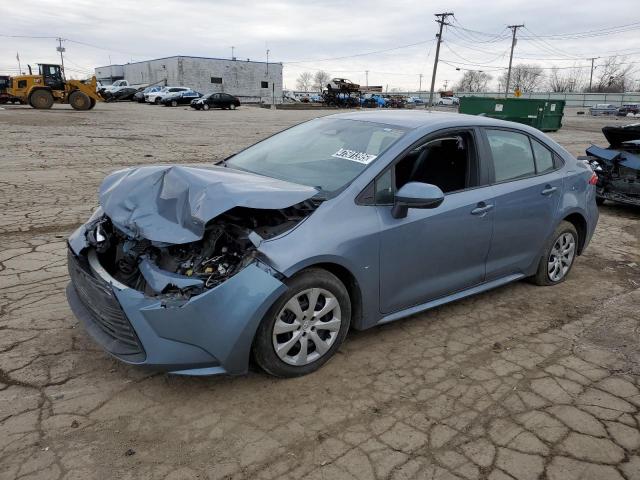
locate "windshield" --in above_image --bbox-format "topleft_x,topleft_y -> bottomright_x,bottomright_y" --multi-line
226,117 -> 407,194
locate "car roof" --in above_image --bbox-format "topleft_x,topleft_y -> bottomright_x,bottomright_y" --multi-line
327,110 -> 526,131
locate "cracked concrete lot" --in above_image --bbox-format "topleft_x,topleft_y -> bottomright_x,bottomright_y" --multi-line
1,103 -> 639,480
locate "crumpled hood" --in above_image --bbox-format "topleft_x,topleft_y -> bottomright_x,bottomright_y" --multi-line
99,165 -> 317,244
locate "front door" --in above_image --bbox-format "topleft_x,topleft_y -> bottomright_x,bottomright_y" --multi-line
377,129 -> 495,314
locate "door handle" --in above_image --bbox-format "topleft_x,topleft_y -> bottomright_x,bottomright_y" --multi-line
541,185 -> 558,196
471,203 -> 494,216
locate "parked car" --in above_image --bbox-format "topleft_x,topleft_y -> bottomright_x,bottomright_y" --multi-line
66,111 -> 598,378
190,93 -> 240,110
617,103 -> 640,116
407,96 -> 425,105
361,93 -> 385,108
133,86 -> 163,103
589,104 -> 618,116
146,87 -> 191,104
161,90 -> 202,106
438,96 -> 460,106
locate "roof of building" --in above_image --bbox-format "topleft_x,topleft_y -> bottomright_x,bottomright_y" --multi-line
96,55 -> 282,70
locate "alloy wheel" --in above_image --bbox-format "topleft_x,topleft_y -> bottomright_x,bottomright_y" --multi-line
547,232 -> 576,282
272,288 -> 341,366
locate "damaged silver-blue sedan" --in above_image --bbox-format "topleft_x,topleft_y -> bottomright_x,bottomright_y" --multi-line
67,111 -> 599,377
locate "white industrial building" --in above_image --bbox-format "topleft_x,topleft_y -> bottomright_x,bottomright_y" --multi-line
95,56 -> 283,103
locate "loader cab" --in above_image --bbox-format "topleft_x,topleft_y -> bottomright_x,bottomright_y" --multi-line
39,64 -> 65,91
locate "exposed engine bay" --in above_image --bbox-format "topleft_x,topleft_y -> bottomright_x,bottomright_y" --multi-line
84,202 -> 317,297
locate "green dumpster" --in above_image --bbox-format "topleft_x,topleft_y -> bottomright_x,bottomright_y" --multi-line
458,97 -> 565,132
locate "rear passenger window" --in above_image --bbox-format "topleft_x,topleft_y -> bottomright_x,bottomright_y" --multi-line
531,138 -> 555,174
486,130 -> 536,182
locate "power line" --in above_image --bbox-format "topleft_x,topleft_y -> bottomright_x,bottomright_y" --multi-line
282,39 -> 436,64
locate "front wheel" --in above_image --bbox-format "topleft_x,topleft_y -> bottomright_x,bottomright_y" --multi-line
69,91 -> 92,110
171,100 -> 178,107
531,221 -> 578,286
252,268 -> 351,377
229,103 -> 237,110
203,103 -> 210,110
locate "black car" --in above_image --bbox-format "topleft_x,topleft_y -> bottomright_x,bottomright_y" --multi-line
191,93 -> 241,110
161,90 -> 202,107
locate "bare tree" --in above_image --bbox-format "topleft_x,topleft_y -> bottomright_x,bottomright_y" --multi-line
587,56 -> 635,93
499,64 -> 544,92
313,70 -> 331,92
455,71 -> 492,92
548,66 -> 585,92
296,72 -> 314,92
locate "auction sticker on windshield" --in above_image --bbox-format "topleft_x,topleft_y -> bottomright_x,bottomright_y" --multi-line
332,148 -> 377,165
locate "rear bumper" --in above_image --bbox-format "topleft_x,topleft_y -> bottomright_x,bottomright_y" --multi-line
66,248 -> 286,376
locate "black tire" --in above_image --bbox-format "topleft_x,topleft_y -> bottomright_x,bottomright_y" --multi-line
252,268 -> 351,378
29,89 -> 54,109
229,103 -> 237,110
88,98 -> 97,110
203,103 -> 210,111
154,97 -> 161,105
531,221 -> 579,286
69,91 -> 92,110
171,100 -> 178,107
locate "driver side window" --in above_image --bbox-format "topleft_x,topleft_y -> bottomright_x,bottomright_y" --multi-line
374,130 -> 479,204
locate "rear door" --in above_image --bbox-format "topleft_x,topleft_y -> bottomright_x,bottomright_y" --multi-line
482,128 -> 563,280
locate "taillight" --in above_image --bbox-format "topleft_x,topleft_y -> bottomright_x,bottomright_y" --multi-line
589,172 -> 598,185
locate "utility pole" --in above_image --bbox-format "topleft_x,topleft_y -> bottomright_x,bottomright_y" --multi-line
16,52 -> 21,75
365,70 -> 369,87
266,49 -> 270,76
505,24 -> 524,97
428,12 -> 454,108
443,79 -> 449,90
231,46 -> 235,60
418,73 -> 423,91
588,57 -> 599,92
56,37 -> 66,79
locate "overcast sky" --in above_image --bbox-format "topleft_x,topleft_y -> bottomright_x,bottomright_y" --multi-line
1,0 -> 639,91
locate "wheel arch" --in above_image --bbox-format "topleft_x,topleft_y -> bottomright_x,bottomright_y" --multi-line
28,86 -> 52,99
561,211 -> 588,255
286,260 -> 364,330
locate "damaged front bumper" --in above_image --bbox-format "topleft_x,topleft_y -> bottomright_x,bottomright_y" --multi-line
66,246 -> 286,376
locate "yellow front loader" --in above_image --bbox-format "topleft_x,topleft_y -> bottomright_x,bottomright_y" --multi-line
8,64 -> 104,110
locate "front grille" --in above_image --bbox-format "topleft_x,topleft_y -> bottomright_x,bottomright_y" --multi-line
68,250 -> 144,356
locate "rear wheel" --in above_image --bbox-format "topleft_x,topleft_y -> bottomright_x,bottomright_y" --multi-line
69,91 -> 92,110
252,268 -> 351,377
171,100 -> 178,107
88,98 -> 97,110
532,221 -> 578,286
29,90 -> 54,109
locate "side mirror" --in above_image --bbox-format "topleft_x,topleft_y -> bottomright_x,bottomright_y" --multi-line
391,182 -> 445,219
